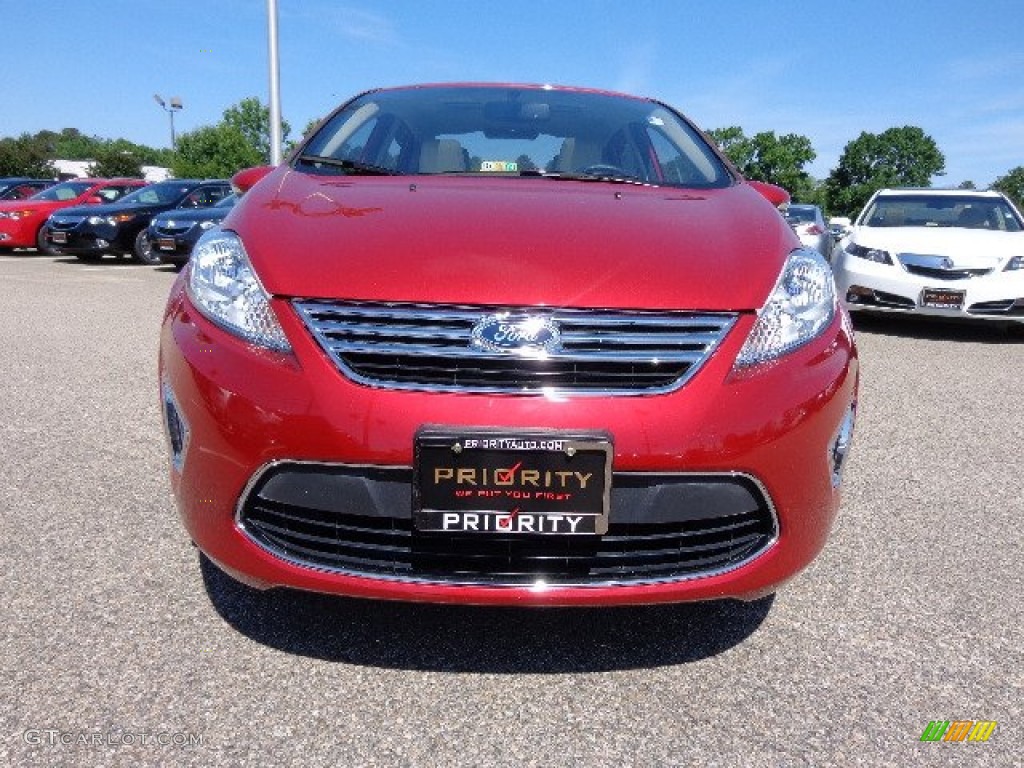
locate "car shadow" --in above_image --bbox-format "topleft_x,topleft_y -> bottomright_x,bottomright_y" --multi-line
53,255 -> 139,267
851,312 -> 1024,343
200,555 -> 774,672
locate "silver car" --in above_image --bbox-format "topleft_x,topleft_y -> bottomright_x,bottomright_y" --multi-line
784,204 -> 832,259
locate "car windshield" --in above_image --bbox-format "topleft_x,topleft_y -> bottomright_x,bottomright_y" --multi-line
118,182 -> 194,206
298,85 -> 732,189
785,206 -> 818,224
30,181 -> 93,201
861,194 -> 1023,232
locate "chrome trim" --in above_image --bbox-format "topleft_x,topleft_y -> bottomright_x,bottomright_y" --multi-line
234,459 -> 780,589
898,252 -> 993,280
292,300 -> 738,396
161,381 -> 190,473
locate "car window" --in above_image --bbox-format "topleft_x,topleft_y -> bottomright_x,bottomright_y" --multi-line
863,195 -> 1023,231
119,183 -> 195,206
179,186 -> 229,208
785,207 -> 818,224
300,86 -> 732,189
30,181 -> 92,201
5,184 -> 39,200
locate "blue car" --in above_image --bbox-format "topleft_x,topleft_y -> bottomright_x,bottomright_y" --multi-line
146,193 -> 237,267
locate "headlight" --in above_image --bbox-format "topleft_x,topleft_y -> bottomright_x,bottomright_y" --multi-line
846,242 -> 892,265
735,248 -> 836,367
0,209 -> 32,220
198,220 -> 217,230
187,230 -> 291,351
1004,256 -> 1024,271
87,216 -> 104,226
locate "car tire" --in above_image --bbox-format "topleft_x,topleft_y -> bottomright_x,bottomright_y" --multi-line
133,229 -> 161,265
35,227 -> 55,255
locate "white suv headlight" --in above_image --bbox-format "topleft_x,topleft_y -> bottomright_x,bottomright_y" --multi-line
187,230 -> 291,351
735,248 -> 836,366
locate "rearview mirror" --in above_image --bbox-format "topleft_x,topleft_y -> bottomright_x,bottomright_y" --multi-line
748,180 -> 790,207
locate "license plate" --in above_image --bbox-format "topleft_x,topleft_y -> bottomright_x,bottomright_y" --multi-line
50,231 -> 67,244
414,428 -> 612,535
157,238 -> 176,251
920,288 -> 965,309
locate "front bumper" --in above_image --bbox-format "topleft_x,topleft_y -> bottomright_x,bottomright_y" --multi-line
147,227 -> 202,264
0,216 -> 41,247
835,250 -> 1024,321
45,222 -> 131,255
159,275 -> 858,606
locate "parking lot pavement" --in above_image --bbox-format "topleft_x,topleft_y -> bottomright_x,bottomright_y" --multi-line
2,253 -> 1020,767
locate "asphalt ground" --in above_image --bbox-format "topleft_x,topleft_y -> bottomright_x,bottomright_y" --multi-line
1,252 -> 1020,767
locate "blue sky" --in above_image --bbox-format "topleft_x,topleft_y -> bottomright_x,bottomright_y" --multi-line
3,1 -> 1022,186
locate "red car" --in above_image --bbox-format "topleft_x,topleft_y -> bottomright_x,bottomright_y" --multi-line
159,83 -> 858,607
0,178 -> 146,252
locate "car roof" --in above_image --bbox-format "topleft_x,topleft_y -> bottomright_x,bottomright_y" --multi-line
367,81 -> 653,103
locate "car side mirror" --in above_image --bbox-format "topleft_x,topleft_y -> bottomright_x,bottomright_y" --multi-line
747,180 -> 791,208
86,196 -> 104,204
231,166 -> 274,196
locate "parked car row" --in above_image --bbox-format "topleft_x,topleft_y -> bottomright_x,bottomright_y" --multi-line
0,178 -> 146,252
0,176 -> 233,267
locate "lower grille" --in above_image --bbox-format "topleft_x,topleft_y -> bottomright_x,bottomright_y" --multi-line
967,299 -> 1024,316
847,288 -> 916,309
238,464 -> 777,586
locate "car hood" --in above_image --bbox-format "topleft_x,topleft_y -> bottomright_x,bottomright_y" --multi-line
230,168 -> 797,312
850,226 -> 1024,268
56,202 -> 168,218
153,208 -> 230,224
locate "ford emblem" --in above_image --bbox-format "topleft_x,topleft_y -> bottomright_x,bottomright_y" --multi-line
470,314 -> 562,354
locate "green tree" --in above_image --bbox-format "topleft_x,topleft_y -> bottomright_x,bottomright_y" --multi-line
0,133 -> 55,177
91,145 -> 144,178
170,124 -> 262,178
992,166 -> 1024,209
222,97 -> 291,162
707,126 -> 816,201
824,126 -> 945,217
707,126 -> 755,170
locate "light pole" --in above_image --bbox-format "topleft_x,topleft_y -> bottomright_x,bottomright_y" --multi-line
267,0 -> 283,165
153,94 -> 183,148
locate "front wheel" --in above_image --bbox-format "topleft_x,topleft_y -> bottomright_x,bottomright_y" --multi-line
36,226 -> 55,255
132,229 -> 161,265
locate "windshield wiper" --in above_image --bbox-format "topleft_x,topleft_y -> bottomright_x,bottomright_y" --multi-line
296,154 -> 397,176
519,169 -> 649,186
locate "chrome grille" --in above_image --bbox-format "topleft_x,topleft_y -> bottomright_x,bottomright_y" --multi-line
903,265 -> 992,281
154,222 -> 193,236
293,300 -> 737,395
